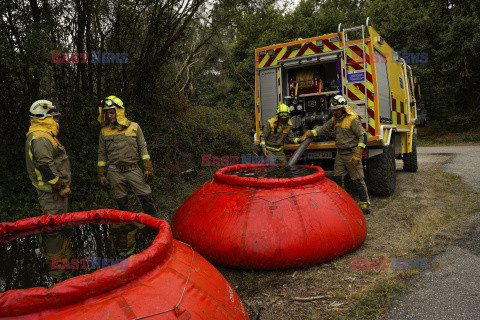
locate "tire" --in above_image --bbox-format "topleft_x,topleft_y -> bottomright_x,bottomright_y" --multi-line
366,143 -> 396,196
403,134 -> 418,172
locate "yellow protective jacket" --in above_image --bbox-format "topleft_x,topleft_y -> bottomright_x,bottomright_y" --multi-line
25,118 -> 71,191
260,116 -> 300,152
312,112 -> 367,150
97,122 -> 150,167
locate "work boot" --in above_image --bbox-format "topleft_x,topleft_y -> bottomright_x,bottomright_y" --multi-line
359,201 -> 371,215
115,196 -> 130,211
353,178 -> 371,215
331,175 -> 344,188
137,193 -> 158,218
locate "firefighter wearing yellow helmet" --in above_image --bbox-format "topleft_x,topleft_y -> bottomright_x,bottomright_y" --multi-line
97,96 -> 158,217
260,103 -> 300,165
301,95 -> 371,215
25,100 -> 72,212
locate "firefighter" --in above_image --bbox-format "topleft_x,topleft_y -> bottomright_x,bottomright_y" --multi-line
301,95 -> 371,215
97,96 -> 158,218
25,99 -> 73,279
38,227 -> 73,280
109,222 -> 145,258
260,103 -> 300,165
25,100 -> 72,212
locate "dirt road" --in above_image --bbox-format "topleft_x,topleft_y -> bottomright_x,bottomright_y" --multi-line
385,145 -> 480,320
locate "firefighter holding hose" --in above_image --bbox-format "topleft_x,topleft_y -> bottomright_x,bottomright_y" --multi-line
301,95 -> 371,215
96,96 -> 158,218
260,103 -> 301,165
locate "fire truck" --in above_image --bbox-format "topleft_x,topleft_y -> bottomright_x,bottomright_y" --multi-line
254,18 -> 420,196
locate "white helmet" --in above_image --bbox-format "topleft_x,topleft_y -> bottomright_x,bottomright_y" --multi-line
330,95 -> 347,110
29,100 -> 60,119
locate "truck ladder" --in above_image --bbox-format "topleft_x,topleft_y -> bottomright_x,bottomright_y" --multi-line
339,22 -> 369,126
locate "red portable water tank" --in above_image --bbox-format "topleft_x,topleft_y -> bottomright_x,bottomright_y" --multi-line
0,209 -> 249,319
172,164 -> 367,270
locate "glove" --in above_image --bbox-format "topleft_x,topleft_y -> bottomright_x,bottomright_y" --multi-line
59,187 -> 72,198
144,160 -> 154,183
301,130 -> 314,142
51,178 -> 71,197
97,166 -> 109,186
349,148 -> 363,168
51,178 -> 66,191
262,146 -> 268,157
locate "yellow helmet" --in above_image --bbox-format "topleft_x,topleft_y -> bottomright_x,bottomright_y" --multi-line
102,96 -> 124,110
98,95 -> 129,126
276,103 -> 290,118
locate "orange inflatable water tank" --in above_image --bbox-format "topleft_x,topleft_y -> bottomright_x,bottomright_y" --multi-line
0,209 -> 249,319
172,164 -> 367,270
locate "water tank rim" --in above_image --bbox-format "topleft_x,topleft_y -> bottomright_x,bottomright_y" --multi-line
214,164 -> 325,188
0,209 -> 172,317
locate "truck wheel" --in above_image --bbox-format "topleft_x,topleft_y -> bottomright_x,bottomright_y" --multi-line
366,143 -> 396,196
403,134 -> 418,172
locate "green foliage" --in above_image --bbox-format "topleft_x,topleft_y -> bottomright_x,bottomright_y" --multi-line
462,134 -> 480,143
367,0 -> 480,125
1,0 -> 480,221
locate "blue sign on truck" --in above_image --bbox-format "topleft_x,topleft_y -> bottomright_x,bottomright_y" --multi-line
348,72 -> 365,82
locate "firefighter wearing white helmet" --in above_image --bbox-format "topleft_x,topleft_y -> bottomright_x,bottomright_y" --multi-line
260,103 -> 300,164
301,95 -> 371,215
25,100 -> 72,211
26,100 -> 73,278
97,96 -> 158,217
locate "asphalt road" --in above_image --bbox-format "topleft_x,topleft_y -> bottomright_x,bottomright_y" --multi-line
417,145 -> 480,191
385,145 -> 480,320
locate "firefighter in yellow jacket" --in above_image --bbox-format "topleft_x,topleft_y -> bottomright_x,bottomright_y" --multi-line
25,100 -> 73,279
260,103 -> 300,164
26,100 -> 72,212
301,95 -> 371,215
97,96 -> 158,217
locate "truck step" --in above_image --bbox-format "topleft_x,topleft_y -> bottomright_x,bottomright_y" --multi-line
345,43 -> 365,48
348,69 -> 366,73
343,26 -> 364,32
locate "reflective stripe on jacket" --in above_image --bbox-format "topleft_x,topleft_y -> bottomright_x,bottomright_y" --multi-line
98,122 -> 150,167
25,131 -> 71,191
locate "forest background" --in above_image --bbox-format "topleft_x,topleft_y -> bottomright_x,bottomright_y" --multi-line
1,0 -> 479,220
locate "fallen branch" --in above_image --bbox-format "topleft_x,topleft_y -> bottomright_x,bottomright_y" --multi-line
290,295 -> 325,302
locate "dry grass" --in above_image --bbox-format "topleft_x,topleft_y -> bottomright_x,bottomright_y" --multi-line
219,160 -> 480,320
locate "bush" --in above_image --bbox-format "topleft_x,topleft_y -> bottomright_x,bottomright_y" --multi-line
1,95 -> 256,222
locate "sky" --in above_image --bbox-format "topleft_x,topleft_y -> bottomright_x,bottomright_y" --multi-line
277,0 -> 302,12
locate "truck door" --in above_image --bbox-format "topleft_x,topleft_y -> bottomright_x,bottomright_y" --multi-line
374,47 -> 392,123
258,68 -> 279,127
